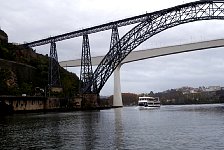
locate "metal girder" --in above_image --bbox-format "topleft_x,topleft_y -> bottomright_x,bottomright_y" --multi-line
24,1 -> 224,47
110,26 -> 121,50
48,41 -> 61,87
83,0 -> 224,94
79,34 -> 93,94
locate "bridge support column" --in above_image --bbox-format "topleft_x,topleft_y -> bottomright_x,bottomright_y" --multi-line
48,41 -> 61,88
81,93 -> 99,109
80,34 -> 93,93
113,64 -> 123,107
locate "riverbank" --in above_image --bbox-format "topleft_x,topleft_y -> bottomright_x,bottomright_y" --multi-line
0,96 -> 113,115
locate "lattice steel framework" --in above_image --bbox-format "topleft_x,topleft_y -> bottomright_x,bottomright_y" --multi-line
48,41 -> 61,87
79,34 -> 93,94
24,1 -> 224,94
25,1 -> 224,48
85,0 -> 224,94
87,26 -> 122,93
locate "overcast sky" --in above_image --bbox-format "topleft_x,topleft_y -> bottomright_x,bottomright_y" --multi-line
1,0 -> 224,96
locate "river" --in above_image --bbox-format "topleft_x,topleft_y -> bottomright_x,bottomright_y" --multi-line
1,104 -> 224,150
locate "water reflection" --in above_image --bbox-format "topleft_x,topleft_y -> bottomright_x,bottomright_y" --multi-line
45,114 -> 63,149
114,108 -> 124,149
1,104 -> 224,149
81,112 -> 99,150
166,104 -> 224,115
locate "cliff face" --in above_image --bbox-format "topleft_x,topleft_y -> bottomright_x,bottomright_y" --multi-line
0,29 -> 8,45
0,58 -> 36,84
0,41 -> 79,97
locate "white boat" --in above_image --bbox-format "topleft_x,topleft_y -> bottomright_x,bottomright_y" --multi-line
138,96 -> 160,109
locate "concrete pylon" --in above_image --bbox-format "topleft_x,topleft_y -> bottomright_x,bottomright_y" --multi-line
113,64 -> 123,107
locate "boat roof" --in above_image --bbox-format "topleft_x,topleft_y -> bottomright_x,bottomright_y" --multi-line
139,96 -> 155,99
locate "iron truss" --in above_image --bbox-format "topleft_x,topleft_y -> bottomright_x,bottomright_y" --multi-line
79,35 -> 93,94
83,0 -> 224,94
24,1 -> 223,47
23,0 -> 224,94
48,41 -> 61,87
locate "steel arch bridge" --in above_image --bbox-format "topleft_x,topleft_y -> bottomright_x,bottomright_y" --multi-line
88,0 -> 224,94
25,0 -> 224,94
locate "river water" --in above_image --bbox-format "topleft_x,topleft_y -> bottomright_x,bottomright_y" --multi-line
1,104 -> 224,150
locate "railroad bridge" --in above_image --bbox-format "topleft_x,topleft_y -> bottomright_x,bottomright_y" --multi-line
24,0 -> 224,108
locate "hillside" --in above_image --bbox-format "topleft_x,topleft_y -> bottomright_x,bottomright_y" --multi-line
0,32 -> 79,97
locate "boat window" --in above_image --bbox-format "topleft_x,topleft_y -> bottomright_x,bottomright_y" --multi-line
139,103 -> 144,106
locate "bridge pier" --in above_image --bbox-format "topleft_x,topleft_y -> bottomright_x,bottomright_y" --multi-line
113,64 -> 123,107
48,41 -> 61,88
81,93 -> 99,109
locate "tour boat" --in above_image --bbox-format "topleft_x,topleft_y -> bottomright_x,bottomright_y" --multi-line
138,96 -> 160,109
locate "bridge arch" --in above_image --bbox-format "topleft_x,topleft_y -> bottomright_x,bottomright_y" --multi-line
87,1 -> 224,94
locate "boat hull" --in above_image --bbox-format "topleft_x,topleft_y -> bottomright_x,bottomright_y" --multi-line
137,105 -> 160,110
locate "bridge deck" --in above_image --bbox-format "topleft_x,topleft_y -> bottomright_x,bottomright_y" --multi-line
59,38 -> 224,67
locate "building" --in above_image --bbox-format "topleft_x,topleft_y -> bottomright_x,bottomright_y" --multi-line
205,86 -> 221,92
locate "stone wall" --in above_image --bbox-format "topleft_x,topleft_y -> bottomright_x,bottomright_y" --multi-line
2,96 -> 46,111
0,96 -> 66,113
81,94 -> 99,109
45,97 -> 61,110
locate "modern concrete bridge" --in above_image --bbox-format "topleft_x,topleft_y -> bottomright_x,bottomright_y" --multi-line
60,38 -> 224,107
